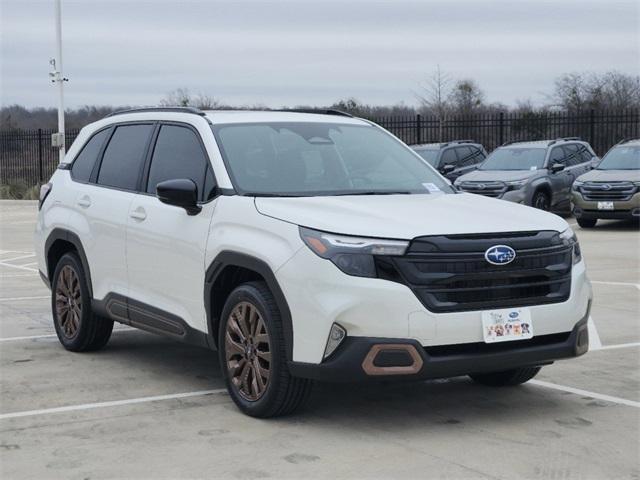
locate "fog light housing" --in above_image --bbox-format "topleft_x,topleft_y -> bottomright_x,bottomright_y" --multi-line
323,323 -> 346,359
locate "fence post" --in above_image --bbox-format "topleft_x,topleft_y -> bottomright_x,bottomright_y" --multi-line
589,109 -> 595,146
416,114 -> 421,144
38,128 -> 43,184
498,112 -> 505,146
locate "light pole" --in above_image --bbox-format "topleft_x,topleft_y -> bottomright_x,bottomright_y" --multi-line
49,0 -> 67,163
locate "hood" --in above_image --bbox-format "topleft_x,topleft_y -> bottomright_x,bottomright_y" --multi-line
457,169 -> 539,182
577,169 -> 640,182
255,193 -> 569,239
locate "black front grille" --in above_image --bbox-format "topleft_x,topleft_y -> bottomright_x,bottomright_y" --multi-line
377,231 -> 572,313
579,182 -> 636,201
458,181 -> 507,198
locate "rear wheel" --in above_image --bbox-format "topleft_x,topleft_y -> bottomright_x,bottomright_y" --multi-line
577,217 -> 597,228
51,252 -> 113,352
469,366 -> 541,386
532,191 -> 550,211
219,281 -> 312,417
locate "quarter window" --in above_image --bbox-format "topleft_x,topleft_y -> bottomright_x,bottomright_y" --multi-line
97,124 -> 154,190
146,125 -> 211,199
71,129 -> 110,182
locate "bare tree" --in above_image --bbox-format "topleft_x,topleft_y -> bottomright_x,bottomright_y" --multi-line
192,93 -> 222,110
552,71 -> 640,111
415,66 -> 454,140
160,88 -> 192,107
449,79 -> 485,115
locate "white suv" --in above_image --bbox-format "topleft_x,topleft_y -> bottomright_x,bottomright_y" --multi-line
35,108 -> 592,417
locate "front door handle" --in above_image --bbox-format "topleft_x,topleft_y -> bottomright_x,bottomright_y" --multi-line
77,196 -> 91,208
129,207 -> 147,221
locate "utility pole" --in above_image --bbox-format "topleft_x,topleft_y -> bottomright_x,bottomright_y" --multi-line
49,0 -> 67,163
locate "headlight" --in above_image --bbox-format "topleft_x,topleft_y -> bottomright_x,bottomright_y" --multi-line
299,227 -> 409,277
633,181 -> 640,187
560,227 -> 582,264
505,179 -> 528,190
572,181 -> 584,191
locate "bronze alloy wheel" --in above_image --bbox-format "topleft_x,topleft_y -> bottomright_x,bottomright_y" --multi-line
55,265 -> 82,339
225,301 -> 272,401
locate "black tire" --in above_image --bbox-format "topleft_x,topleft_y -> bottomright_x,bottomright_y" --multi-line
218,281 -> 312,418
51,252 -> 113,352
577,217 -> 597,228
531,191 -> 550,211
469,366 -> 541,386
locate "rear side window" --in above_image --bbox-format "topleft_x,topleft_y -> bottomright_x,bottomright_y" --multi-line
146,125 -> 210,199
577,144 -> 594,163
71,129 -> 110,182
563,144 -> 580,166
97,124 -> 154,190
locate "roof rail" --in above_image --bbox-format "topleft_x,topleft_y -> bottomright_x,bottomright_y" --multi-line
274,108 -> 354,118
560,136 -> 581,141
442,139 -> 475,147
501,139 -> 527,146
106,106 -> 206,118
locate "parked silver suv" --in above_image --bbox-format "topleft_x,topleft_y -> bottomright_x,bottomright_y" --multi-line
455,138 -> 598,211
412,140 -> 487,181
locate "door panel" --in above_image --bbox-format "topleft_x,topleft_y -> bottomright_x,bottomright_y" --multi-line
126,196 -> 215,332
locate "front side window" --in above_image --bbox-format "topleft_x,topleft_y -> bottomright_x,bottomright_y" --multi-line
440,148 -> 458,167
548,147 -> 566,166
213,123 -> 453,196
97,124 -> 154,190
597,145 -> 640,170
414,148 -> 440,167
146,125 -> 210,199
480,148 -> 546,171
71,128 -> 110,182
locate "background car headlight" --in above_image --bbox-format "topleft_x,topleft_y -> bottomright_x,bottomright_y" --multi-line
299,227 -> 409,277
572,181 -> 584,191
505,179 -> 528,190
560,227 -> 582,264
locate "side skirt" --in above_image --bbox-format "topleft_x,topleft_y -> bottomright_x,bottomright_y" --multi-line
92,293 -> 213,349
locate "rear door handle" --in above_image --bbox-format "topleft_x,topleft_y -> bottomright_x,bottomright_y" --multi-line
77,196 -> 91,208
129,207 -> 147,221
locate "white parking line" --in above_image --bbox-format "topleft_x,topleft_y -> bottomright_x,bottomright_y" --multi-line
0,261 -> 38,272
1,254 -> 35,263
591,280 -> 640,290
0,327 -> 137,342
587,316 -> 603,350
0,295 -> 50,302
530,380 -> 640,408
0,389 -> 228,420
0,250 -> 34,255
0,273 -> 38,278
597,342 -> 640,351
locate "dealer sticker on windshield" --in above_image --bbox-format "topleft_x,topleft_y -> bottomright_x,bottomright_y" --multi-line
422,183 -> 441,193
482,307 -> 533,343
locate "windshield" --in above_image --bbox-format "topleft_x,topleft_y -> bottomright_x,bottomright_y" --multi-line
597,145 -> 640,170
480,148 -> 546,171
413,148 -> 439,167
212,122 -> 453,196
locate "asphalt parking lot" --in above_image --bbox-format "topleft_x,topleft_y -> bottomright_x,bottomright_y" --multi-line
0,200 -> 638,480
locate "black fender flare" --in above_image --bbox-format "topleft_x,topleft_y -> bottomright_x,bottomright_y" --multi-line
204,251 -> 294,361
45,228 -> 93,297
530,179 -> 553,204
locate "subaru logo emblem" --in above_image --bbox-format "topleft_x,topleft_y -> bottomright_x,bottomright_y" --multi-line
477,184 -> 486,190
601,184 -> 611,190
485,245 -> 516,265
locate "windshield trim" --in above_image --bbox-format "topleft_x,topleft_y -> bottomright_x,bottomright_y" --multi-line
210,121 -> 454,197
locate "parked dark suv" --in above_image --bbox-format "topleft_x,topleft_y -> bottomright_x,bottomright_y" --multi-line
412,140 -> 487,181
455,138 -> 598,212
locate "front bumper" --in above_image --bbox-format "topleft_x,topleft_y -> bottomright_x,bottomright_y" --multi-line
289,305 -> 590,382
572,192 -> 640,220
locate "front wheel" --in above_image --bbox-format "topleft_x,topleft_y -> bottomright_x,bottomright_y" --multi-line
219,281 -> 312,417
469,366 -> 541,386
531,191 -> 550,211
577,217 -> 597,228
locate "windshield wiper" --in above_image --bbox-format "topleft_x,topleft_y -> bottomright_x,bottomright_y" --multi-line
333,191 -> 413,196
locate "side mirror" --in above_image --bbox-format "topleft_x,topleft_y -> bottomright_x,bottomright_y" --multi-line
156,179 -> 201,215
441,164 -> 456,175
550,163 -> 565,174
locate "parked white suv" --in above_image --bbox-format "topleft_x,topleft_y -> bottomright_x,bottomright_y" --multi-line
35,108 -> 592,417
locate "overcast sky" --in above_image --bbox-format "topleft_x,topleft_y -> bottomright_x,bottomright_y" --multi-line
1,0 -> 638,109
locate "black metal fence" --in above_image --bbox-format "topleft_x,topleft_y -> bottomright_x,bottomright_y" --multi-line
1,110 -> 638,186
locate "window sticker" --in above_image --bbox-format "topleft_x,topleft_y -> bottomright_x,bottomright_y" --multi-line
530,166 -> 537,170
422,183 -> 441,193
